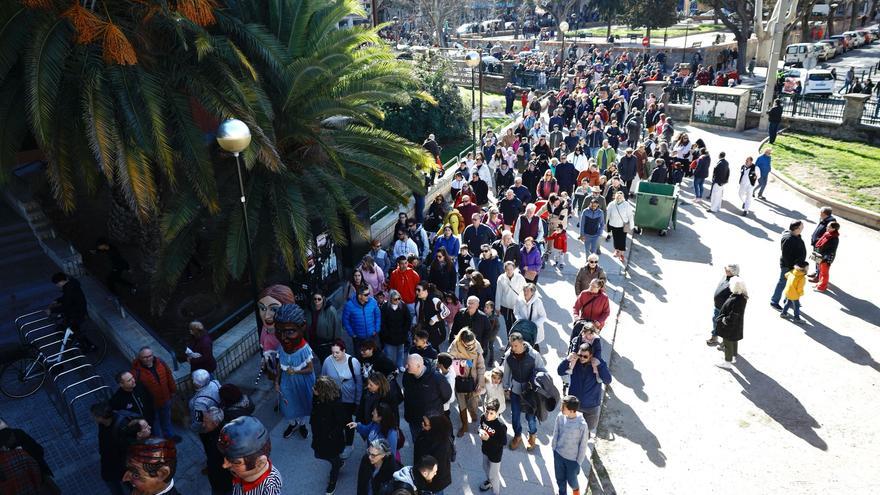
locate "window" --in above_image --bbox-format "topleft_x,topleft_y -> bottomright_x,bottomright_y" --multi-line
808,73 -> 834,81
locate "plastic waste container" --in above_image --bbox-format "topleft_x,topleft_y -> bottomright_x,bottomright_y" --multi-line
634,181 -> 679,236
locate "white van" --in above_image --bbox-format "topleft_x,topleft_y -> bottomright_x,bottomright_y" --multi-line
784,43 -> 814,66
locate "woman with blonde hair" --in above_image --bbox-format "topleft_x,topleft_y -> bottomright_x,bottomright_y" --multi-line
360,255 -> 385,296
606,190 -> 635,264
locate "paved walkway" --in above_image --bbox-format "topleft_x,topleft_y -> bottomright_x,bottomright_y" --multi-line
593,126 -> 880,494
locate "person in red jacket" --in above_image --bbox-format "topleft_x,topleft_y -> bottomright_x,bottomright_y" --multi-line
132,347 -> 180,442
572,278 -> 611,330
545,224 -> 569,272
388,256 -> 421,313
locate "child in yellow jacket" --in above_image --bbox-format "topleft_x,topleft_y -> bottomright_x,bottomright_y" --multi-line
781,261 -> 808,323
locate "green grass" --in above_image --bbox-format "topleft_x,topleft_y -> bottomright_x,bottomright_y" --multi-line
762,132 -> 880,213
440,89 -> 518,164
565,23 -> 725,39
457,87 -> 522,114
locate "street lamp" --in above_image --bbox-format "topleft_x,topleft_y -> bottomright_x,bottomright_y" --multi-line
216,119 -> 261,334
559,21 -> 570,64
827,3 -> 839,38
681,18 -> 692,62
464,51 -> 480,148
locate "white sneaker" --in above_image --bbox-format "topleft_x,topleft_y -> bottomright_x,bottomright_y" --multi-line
341,445 -> 353,459
731,357 -> 737,364
715,361 -> 732,370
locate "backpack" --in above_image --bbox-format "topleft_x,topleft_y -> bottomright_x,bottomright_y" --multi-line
509,319 -> 538,345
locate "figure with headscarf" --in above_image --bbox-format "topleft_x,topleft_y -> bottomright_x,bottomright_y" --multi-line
273,303 -> 317,440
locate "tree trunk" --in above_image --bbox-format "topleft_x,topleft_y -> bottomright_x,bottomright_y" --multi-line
801,11 -> 811,40
606,15 -> 613,39
850,0 -> 860,29
107,188 -> 138,244
737,36 -> 748,75
137,214 -> 161,275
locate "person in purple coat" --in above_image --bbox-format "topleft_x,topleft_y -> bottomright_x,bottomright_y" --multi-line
519,237 -> 543,284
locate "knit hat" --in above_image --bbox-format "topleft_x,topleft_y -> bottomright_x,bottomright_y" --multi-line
274,304 -> 305,325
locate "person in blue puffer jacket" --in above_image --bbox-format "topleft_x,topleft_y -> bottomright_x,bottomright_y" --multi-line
578,198 -> 605,256
556,341 -> 611,436
342,287 -> 381,350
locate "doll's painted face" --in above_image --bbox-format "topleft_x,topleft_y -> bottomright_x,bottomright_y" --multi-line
258,296 -> 282,329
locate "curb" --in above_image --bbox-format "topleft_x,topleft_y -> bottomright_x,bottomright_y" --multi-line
759,134 -> 880,230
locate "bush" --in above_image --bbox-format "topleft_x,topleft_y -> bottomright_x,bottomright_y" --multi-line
382,57 -> 469,145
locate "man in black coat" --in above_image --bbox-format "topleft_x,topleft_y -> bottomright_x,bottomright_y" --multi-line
450,296 -> 491,346
554,155 -> 578,195
770,221 -> 807,310
491,230 -> 521,267
809,207 -> 836,277
708,152 -> 730,213
402,355 -> 452,441
767,98 -> 783,144
110,371 -> 155,427
504,83 -> 516,114
617,148 -> 638,197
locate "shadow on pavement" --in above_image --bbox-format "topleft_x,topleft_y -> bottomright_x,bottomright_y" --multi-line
799,313 -> 880,373
727,356 -> 828,451
713,209 -> 773,241
760,198 -> 809,221
829,285 -> 880,331
608,349 -> 648,402
599,388 -> 666,467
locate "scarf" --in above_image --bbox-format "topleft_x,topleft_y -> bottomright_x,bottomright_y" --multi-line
815,230 -> 838,249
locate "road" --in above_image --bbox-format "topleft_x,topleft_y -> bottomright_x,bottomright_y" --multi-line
593,126 -> 880,494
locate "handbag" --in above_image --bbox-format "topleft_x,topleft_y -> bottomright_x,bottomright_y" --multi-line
455,374 -> 477,393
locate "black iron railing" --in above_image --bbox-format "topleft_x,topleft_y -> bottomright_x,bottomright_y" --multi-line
861,97 -> 880,127
779,94 -> 846,122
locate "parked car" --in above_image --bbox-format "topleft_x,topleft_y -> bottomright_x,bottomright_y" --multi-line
813,42 -> 836,61
783,68 -> 835,96
842,31 -> 864,47
855,29 -> 873,44
784,43 -> 815,66
829,35 -> 850,51
822,37 -> 846,55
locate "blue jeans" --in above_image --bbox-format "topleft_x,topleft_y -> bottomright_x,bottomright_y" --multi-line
756,172 -> 768,197
770,267 -> 788,305
782,299 -> 801,318
154,402 -> 175,439
413,193 -> 425,223
588,147 -> 599,159
383,344 -> 406,370
584,235 -> 601,255
553,450 -> 581,495
510,392 -> 537,436
693,177 -> 705,199
711,308 -> 720,337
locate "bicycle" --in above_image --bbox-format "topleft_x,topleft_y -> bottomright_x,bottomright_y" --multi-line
1,313 -> 107,399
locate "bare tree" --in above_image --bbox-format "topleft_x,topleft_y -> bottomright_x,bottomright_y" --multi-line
540,0 -> 581,40
401,0 -> 466,47
710,0 -> 757,74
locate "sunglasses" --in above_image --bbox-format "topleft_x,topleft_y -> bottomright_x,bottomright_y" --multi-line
391,297 -> 401,301
588,261 -> 598,264
314,297 -> 323,301
578,354 -> 591,358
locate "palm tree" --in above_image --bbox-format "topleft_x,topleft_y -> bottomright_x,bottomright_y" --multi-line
1,0 -> 434,309
155,0 -> 434,301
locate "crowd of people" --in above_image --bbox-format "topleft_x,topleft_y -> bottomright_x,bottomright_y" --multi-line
1,28 -> 850,495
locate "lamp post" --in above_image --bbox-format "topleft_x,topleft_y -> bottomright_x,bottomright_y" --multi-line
827,3 -> 839,38
216,119 -> 261,334
465,51 -> 481,148
559,21 -> 570,64
681,18 -> 692,62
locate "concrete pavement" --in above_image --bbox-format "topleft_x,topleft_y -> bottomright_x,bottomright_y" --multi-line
593,126 -> 880,494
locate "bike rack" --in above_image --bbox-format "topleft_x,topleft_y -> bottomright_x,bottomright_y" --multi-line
12,307 -> 112,441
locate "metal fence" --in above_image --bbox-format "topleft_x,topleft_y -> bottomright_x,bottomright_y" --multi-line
748,89 -> 764,112
669,85 -> 694,104
861,97 -> 880,127
779,94 -> 846,121
511,71 -> 560,90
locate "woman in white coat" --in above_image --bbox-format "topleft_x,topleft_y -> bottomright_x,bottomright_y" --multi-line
606,190 -> 635,264
513,283 -> 548,351
737,156 -> 760,216
568,146 -> 591,172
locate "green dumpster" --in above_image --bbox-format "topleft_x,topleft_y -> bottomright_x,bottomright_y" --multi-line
634,181 -> 679,236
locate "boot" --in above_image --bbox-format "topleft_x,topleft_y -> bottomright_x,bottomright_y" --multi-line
509,435 -> 522,450
526,434 -> 537,451
457,410 -> 469,437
